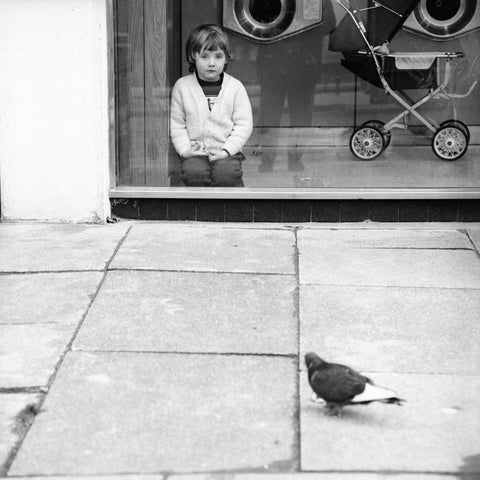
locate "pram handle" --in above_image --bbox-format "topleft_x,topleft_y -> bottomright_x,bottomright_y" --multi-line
334,0 -> 388,88
357,51 -> 465,61
379,52 -> 464,59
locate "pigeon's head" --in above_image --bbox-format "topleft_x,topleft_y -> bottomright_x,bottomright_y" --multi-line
304,351 -> 325,370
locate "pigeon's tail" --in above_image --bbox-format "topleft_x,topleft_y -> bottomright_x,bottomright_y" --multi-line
349,382 -> 405,406
378,397 -> 405,406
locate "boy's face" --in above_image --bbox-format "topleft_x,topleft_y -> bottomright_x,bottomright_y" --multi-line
194,48 -> 226,82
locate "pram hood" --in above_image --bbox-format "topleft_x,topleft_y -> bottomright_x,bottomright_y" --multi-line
329,0 -> 420,52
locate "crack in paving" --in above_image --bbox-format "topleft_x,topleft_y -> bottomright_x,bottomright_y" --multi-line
1,401 -> 42,476
71,349 -> 298,358
106,267 -> 295,276
0,387 -> 46,395
292,226 -> 302,472
355,246 -> 475,251
0,269 -> 104,276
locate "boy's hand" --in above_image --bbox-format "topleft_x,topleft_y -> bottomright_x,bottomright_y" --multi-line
182,142 -> 207,158
208,150 -> 229,161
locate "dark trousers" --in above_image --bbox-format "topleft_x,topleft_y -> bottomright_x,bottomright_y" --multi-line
180,153 -> 245,187
256,69 -> 316,171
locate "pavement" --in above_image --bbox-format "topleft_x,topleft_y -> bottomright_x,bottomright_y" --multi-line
1,220 -> 480,479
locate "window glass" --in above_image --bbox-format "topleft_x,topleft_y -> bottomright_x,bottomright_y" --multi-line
115,0 -> 480,190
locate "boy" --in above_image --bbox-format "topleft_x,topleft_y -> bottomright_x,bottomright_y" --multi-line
170,24 -> 253,187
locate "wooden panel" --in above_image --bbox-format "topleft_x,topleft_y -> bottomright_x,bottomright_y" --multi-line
144,0 -> 169,186
115,0 -> 170,186
116,0 -> 145,185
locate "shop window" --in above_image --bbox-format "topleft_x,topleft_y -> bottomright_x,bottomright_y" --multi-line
113,0 -> 480,192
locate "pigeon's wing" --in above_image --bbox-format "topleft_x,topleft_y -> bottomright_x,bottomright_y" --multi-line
310,363 -> 368,404
347,381 -> 404,405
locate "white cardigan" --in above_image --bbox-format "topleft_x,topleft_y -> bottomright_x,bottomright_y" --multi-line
170,72 -> 253,159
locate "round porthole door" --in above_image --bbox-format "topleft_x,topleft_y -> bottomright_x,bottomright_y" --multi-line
234,0 -> 296,40
223,0 -> 325,43
403,0 -> 480,39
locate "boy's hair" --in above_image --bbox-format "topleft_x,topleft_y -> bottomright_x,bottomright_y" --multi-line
185,24 -> 232,73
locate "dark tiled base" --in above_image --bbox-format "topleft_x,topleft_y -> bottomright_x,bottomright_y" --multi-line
111,199 -> 480,223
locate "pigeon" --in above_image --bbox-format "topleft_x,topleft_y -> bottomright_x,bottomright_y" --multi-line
305,352 -> 404,416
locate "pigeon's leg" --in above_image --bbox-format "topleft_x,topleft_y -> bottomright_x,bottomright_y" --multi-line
325,403 -> 343,417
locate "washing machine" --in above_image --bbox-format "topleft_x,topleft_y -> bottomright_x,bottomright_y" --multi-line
223,0 -> 326,42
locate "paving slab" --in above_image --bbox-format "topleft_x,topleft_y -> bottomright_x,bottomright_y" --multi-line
74,270 -> 297,354
299,248 -> 480,288
0,272 -> 102,325
110,224 -> 295,274
300,285 -> 480,374
298,228 -> 472,249
0,223 -> 128,272
10,352 -> 297,475
0,324 -> 76,388
0,393 -> 42,474
300,372 -> 480,473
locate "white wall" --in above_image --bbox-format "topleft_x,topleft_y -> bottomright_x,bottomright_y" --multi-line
0,0 -> 111,222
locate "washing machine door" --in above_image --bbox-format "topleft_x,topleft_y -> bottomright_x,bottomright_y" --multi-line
403,0 -> 480,39
224,0 -> 325,42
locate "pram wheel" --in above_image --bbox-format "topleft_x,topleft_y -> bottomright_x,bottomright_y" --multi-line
361,120 -> 391,149
432,125 -> 468,161
350,126 -> 385,160
440,120 -> 470,143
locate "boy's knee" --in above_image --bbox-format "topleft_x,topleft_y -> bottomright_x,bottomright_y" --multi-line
180,156 -> 212,186
212,157 -> 244,187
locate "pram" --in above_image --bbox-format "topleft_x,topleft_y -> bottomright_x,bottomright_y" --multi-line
329,0 -> 472,161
